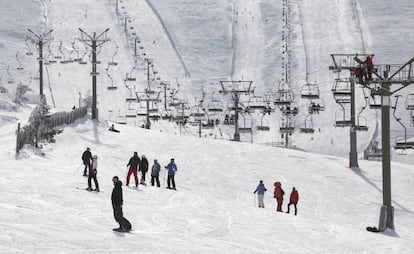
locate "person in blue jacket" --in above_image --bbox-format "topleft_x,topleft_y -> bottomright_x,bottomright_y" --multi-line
253,180 -> 267,208
165,158 -> 178,190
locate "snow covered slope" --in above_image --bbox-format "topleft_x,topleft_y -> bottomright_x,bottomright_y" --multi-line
1,118 -> 414,253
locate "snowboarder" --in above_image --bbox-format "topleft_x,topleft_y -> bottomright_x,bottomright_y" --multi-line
165,158 -> 178,190
108,124 -> 120,133
150,159 -> 161,187
286,187 -> 299,215
139,155 -> 149,184
253,180 -> 267,208
111,176 -> 132,231
81,147 -> 92,176
273,181 -> 285,212
87,155 -> 99,192
126,152 -> 140,187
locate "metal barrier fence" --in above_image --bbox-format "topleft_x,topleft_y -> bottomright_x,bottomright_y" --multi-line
16,106 -> 88,154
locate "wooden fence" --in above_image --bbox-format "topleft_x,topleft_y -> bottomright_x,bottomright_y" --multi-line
16,106 -> 88,154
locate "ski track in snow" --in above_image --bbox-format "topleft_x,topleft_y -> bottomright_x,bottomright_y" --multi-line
144,0 -> 191,78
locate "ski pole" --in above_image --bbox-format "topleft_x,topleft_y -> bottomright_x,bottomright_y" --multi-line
254,194 -> 256,207
73,163 -> 83,175
163,167 -> 166,188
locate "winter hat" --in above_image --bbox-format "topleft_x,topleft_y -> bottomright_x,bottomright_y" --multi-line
142,155 -> 146,158
112,176 -> 119,182
92,155 -> 97,159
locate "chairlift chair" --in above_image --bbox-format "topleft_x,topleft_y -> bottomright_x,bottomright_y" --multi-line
125,102 -> 138,118
332,79 -> 351,97
355,116 -> 368,131
334,109 -> 351,127
256,114 -> 270,131
391,95 -> 413,150
393,136 -> 414,150
248,96 -> 266,110
301,83 -> 320,99
369,94 -> 382,109
190,105 -> 205,120
125,89 -> 136,102
279,118 -> 295,134
136,106 -> 147,116
126,109 -> 137,118
273,90 -> 293,106
300,115 -> 315,133
115,110 -> 127,124
207,99 -> 224,112
406,94 -> 414,110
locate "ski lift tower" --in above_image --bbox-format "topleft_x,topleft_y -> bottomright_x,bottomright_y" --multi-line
219,80 -> 253,141
355,56 -> 414,232
27,29 -> 53,100
329,53 -> 373,168
78,28 -> 110,120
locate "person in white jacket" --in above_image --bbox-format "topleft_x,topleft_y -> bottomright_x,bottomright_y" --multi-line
87,155 -> 100,192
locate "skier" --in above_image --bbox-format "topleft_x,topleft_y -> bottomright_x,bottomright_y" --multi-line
150,159 -> 161,187
273,181 -> 285,212
253,180 -> 267,208
87,155 -> 99,192
286,187 -> 299,215
126,152 -> 140,187
81,147 -> 92,176
165,158 -> 178,190
139,155 -> 149,184
111,176 -> 132,232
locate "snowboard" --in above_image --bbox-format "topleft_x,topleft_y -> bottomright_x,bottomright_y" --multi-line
76,187 -> 103,193
112,228 -> 132,233
366,226 -> 380,233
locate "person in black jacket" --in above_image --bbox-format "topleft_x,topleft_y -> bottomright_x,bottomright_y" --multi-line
139,155 -> 149,184
111,176 -> 131,231
81,147 -> 92,176
126,152 -> 140,187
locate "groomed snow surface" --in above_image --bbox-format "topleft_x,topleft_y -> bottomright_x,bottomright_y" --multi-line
0,117 -> 414,253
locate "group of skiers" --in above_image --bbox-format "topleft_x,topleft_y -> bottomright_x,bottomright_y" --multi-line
125,152 -> 178,189
81,147 -> 301,232
254,180 -> 299,215
80,148 -> 179,231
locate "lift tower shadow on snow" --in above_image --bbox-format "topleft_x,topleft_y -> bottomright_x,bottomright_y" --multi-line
219,80 -> 253,142
78,28 -> 110,120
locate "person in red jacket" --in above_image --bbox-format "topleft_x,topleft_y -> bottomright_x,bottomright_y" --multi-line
363,55 -> 373,81
273,182 -> 285,212
286,187 -> 299,215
